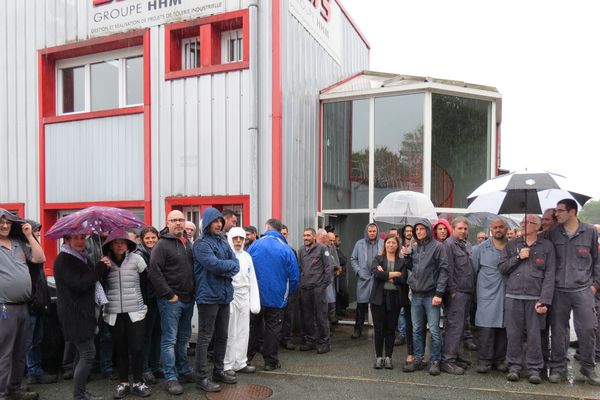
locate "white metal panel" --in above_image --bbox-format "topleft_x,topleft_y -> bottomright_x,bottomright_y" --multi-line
281,0 -> 369,244
45,114 -> 144,202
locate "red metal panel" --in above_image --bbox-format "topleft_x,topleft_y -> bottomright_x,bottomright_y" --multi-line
0,203 -> 25,217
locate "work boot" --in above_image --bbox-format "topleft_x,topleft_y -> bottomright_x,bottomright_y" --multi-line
463,339 -> 478,351
476,363 -> 492,373
165,380 -> 183,395
402,360 -> 423,373
529,374 -> 542,384
195,378 -> 221,393
429,361 -> 441,376
548,370 -> 565,384
299,343 -> 316,352
441,362 -> 465,375
351,327 -> 362,339
580,368 -> 600,386
506,371 -> 520,382
316,344 -> 331,354
27,373 -> 58,385
493,362 -> 508,372
213,369 -> 237,384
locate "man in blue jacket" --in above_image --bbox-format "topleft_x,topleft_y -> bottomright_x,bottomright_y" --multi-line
247,219 -> 300,371
193,208 -> 240,393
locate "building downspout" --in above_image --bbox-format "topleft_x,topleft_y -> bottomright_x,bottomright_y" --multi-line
248,0 -> 259,225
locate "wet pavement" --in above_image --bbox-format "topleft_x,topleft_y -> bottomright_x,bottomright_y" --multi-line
33,325 -> 600,400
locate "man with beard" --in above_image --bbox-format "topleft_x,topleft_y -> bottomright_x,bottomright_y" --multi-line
298,228 -> 335,354
472,218 -> 509,374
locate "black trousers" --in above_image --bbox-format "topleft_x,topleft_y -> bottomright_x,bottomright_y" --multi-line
195,304 -> 230,379
248,307 -> 284,367
442,292 -> 471,364
300,286 -> 330,345
370,291 -> 402,358
354,303 -> 369,329
73,338 -> 95,400
477,327 -> 507,365
282,291 -> 300,344
110,313 -> 145,383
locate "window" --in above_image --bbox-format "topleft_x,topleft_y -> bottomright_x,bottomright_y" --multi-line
221,29 -> 243,63
56,48 -> 143,115
181,37 -> 201,70
165,9 -> 249,80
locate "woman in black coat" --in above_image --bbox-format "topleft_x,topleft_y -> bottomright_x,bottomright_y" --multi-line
54,234 -> 107,400
369,235 -> 410,370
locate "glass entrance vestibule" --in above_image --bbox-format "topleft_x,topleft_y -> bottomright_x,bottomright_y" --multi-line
319,72 -> 502,306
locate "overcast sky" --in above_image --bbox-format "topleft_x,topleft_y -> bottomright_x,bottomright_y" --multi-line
341,0 -> 600,200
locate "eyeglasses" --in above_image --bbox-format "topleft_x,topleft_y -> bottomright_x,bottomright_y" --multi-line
232,236 -> 245,241
168,218 -> 186,223
520,220 -> 539,225
0,220 -> 12,226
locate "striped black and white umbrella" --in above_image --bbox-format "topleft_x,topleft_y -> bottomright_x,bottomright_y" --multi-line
467,170 -> 591,215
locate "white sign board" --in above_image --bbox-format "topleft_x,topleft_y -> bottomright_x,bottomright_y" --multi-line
89,0 -> 226,37
288,0 -> 342,64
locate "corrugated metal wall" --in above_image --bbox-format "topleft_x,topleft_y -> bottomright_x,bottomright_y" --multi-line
45,114 -> 144,202
282,0 -> 369,244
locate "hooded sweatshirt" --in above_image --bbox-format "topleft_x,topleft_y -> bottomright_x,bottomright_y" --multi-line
193,207 -> 239,305
432,219 -> 452,242
405,218 -> 448,297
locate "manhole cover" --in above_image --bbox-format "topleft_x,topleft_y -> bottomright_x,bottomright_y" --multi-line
206,383 -> 273,400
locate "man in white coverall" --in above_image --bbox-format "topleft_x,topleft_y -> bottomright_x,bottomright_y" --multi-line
223,227 -> 261,376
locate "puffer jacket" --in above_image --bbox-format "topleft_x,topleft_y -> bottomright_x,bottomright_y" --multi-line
103,252 -> 147,315
193,207 -> 239,304
405,218 -> 448,297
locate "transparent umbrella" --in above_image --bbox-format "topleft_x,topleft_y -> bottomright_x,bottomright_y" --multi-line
373,191 -> 438,226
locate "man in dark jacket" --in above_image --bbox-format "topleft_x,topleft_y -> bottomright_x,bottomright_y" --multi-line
403,219 -> 448,376
0,210 -> 45,400
148,210 -> 196,396
499,215 -> 555,384
441,217 -> 475,375
193,208 -> 240,393
548,199 -> 600,385
298,228 -> 335,354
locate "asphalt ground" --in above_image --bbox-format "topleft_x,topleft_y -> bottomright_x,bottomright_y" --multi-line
32,324 -> 600,400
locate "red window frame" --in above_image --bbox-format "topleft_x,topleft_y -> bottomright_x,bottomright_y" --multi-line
164,9 -> 249,80
165,195 -> 250,227
0,203 -> 25,218
38,30 -> 152,272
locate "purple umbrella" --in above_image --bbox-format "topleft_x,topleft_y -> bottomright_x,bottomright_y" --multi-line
45,206 -> 144,239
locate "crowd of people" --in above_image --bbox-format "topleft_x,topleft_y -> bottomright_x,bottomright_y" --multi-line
1,197 -> 599,399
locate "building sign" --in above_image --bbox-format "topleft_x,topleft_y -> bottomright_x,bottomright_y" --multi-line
89,0 -> 225,37
288,0 -> 342,64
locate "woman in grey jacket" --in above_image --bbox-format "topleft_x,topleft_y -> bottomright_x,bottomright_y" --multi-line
100,230 -> 151,399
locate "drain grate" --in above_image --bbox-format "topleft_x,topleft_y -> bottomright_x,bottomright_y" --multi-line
206,384 -> 273,400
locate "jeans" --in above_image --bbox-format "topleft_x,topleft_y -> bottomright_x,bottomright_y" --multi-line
411,295 -> 442,362
25,314 -> 44,377
157,298 -> 194,381
97,320 -> 113,374
397,308 -> 406,337
195,304 -> 230,380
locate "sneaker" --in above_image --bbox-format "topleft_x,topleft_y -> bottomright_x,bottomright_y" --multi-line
429,361 -> 441,376
384,357 -> 393,370
113,382 -> 130,399
402,360 -> 423,373
441,362 -> 464,375
476,363 -> 492,374
580,368 -> 600,386
142,371 -> 157,385
165,380 -> 183,395
548,370 -> 565,384
374,357 -> 384,369
132,382 -> 151,397
528,374 -> 542,384
27,373 -> 58,384
506,371 -> 520,382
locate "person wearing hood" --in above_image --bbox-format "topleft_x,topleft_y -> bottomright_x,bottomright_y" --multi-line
193,207 -> 240,393
148,210 -> 195,396
0,209 -> 45,400
350,223 -> 384,339
99,231 -> 151,398
54,233 -> 105,400
432,219 -> 452,242
403,219 -> 448,376
223,227 -> 260,376
247,219 -> 299,371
